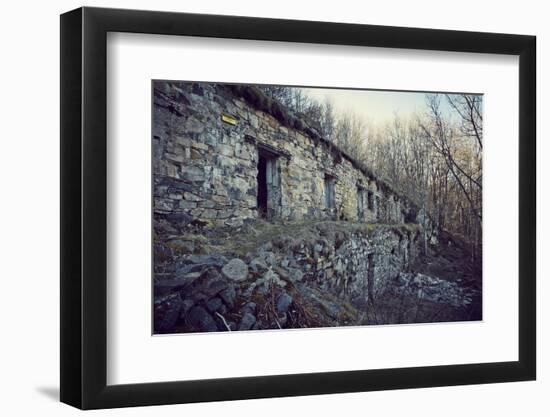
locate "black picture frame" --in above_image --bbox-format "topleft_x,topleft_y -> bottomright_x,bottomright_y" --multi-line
60,6 -> 536,410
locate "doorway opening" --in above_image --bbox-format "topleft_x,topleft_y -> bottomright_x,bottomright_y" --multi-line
324,174 -> 336,219
256,148 -> 281,220
257,155 -> 268,217
357,187 -> 366,221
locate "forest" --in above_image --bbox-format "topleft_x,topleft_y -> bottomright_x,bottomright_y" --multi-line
260,85 -> 483,262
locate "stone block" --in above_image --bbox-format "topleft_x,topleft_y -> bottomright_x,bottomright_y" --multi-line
181,166 -> 205,182
221,259 -> 249,282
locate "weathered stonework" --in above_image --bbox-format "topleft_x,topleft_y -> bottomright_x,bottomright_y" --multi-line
257,223 -> 421,305
153,81 -> 419,228
151,81 -> 480,334
153,219 -> 480,333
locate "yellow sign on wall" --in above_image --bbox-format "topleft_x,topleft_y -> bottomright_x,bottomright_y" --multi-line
221,113 -> 237,125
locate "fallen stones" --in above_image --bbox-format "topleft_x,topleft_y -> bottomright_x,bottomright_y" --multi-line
247,269 -> 287,296
186,254 -> 227,266
179,267 -> 228,302
262,251 -> 277,267
179,299 -> 195,318
188,306 -> 218,332
397,272 -> 474,308
242,302 -> 257,315
249,257 -> 268,273
288,268 -> 303,282
221,258 -> 249,282
154,272 -> 203,297
206,297 -> 223,313
156,297 -> 183,333
174,254 -> 227,277
152,197 -> 478,332
276,293 -> 293,314
166,239 -> 196,253
238,312 -> 256,330
174,263 -> 205,277
219,285 -> 237,308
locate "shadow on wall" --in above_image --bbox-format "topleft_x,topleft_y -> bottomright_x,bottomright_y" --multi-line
35,386 -> 59,401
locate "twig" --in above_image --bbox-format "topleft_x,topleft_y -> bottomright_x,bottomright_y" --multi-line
215,312 -> 232,331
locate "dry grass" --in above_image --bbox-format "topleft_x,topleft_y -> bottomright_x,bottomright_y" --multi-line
188,220 -> 413,259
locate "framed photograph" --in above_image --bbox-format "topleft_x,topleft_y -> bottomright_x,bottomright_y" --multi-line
60,6 -> 536,409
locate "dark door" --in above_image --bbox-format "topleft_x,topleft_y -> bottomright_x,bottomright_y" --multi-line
257,155 -> 268,217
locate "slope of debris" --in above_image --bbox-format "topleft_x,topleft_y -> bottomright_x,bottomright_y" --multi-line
153,219 -> 482,334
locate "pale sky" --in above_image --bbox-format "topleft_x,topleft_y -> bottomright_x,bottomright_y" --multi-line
303,87 -> 455,130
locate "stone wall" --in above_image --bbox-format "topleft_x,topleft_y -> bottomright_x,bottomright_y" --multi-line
153,81 -> 419,228
259,223 -> 422,305
154,221 -> 424,333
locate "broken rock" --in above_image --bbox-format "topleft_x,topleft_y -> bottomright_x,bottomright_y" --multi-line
222,258 -> 249,282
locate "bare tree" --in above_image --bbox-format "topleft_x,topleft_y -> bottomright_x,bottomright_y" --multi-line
445,94 -> 483,151
259,85 -> 293,108
320,98 -> 335,140
420,95 -> 482,222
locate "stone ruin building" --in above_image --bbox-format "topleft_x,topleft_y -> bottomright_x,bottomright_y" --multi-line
153,81 -> 419,228
153,81 -> 479,334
